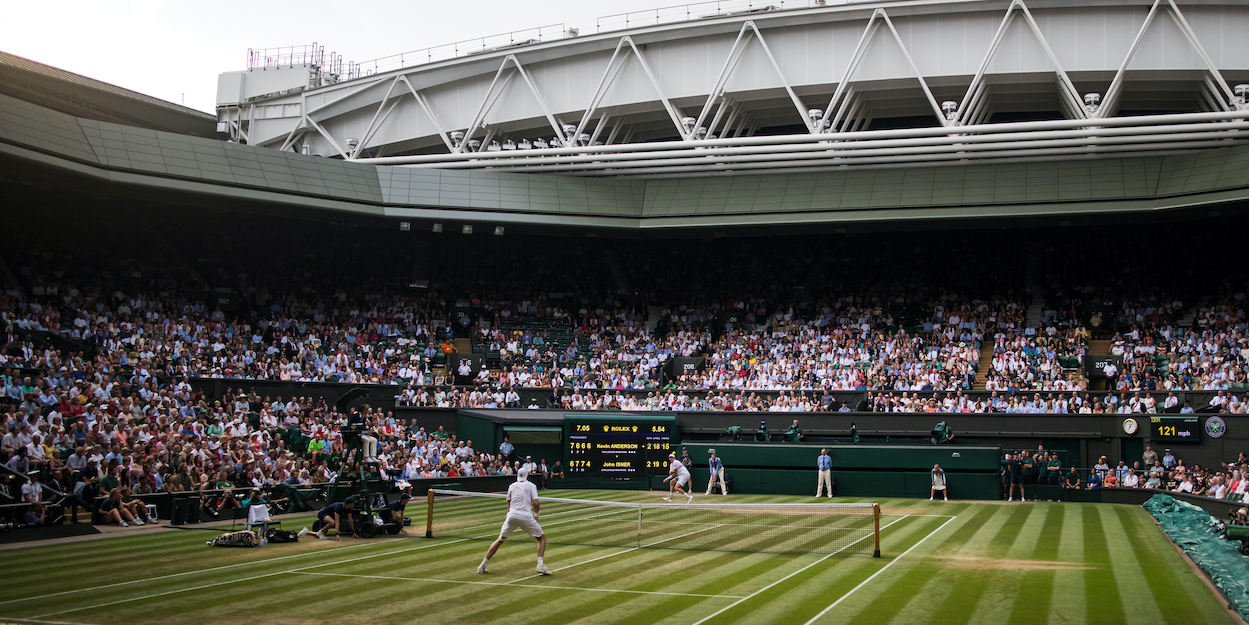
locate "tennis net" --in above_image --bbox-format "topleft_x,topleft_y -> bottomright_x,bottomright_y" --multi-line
425,490 -> 881,556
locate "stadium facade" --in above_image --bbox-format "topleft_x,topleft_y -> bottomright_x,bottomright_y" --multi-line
5,0 -> 1249,232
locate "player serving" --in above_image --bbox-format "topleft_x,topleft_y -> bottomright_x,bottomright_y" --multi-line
662,452 -> 694,503
478,467 -> 551,576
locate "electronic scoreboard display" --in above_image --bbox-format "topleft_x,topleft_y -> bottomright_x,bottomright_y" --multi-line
565,415 -> 675,481
1150,416 -> 1201,442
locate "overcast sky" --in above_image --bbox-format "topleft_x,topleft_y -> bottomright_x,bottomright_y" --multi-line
6,0 -> 679,114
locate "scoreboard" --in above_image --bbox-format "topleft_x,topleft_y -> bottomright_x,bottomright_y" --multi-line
565,414 -> 675,482
1150,416 -> 1201,442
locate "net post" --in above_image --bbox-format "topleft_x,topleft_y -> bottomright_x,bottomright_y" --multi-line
425,489 -> 435,538
872,503 -> 881,558
637,504 -> 643,549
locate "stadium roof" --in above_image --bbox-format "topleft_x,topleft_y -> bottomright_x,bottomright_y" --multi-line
0,50 -> 216,138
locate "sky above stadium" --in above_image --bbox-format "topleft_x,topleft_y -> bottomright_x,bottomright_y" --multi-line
6,0 -> 692,114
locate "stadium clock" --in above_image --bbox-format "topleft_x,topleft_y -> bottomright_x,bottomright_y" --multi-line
564,414 -> 675,482
1150,416 -> 1201,442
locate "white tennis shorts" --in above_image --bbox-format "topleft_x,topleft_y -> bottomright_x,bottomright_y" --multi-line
498,513 -> 544,540
677,475 -> 689,487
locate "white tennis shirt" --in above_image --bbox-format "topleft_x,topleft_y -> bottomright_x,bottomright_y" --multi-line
507,480 -> 539,516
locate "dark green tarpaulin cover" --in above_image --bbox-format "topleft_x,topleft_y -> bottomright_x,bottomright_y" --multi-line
1143,494 -> 1249,620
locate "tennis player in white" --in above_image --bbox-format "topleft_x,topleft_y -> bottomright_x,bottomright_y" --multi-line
478,468 -> 551,575
662,452 -> 694,503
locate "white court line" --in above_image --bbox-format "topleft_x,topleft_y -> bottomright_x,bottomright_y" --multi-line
801,515 -> 958,625
689,515 -> 911,625
506,523 -> 727,584
291,571 -> 745,599
26,538 -> 469,620
0,617 -> 97,625
0,538 -> 385,607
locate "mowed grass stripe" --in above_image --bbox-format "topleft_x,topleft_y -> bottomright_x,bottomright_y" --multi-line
704,515 -> 946,624
834,506 -> 1007,625
1082,504 -> 1126,625
76,538 -> 478,625
1050,500 -> 1087,625
1099,505 -> 1168,625
901,504 -> 1038,625
1004,504 -> 1065,625
789,507 -> 987,625
13,537 -> 456,620
439,519 -> 861,622
399,539 -> 712,620
1112,506 -> 1219,625
610,515 -> 933,625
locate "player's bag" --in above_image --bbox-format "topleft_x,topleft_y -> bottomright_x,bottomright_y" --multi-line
207,530 -> 259,548
266,528 -> 299,543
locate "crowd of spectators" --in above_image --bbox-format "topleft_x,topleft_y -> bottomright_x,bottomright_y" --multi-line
1106,293 -> 1249,393
1069,448 -> 1249,501
1003,446 -> 1249,507
6,205 -> 1249,417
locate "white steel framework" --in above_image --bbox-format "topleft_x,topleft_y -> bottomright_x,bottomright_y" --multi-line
220,0 -> 1249,177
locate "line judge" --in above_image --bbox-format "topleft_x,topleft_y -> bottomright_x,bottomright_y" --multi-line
816,448 -> 835,498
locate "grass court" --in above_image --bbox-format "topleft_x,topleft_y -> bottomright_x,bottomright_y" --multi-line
0,490 -> 1235,625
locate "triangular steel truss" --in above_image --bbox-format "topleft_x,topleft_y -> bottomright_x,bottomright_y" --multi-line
690,21 -> 813,137
1099,0 -> 1239,118
819,8 -> 949,134
955,0 -> 1086,125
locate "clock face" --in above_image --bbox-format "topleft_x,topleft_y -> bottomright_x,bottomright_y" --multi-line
1123,418 -> 1139,435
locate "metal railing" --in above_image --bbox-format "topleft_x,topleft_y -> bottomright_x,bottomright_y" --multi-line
247,43 -> 325,70
595,0 -> 865,33
343,24 -> 566,81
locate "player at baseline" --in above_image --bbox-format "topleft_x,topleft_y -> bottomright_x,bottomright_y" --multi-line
478,468 -> 551,575
663,452 -> 694,503
705,448 -> 727,496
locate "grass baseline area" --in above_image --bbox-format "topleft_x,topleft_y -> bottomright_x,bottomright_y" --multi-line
0,491 -> 1236,625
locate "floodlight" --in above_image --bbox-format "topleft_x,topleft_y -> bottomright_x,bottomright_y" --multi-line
518,139 -> 533,150
346,137 -> 359,151
494,227 -> 505,236
533,138 -> 549,149
1235,85 -> 1249,106
562,124 -> 577,137
399,222 -> 411,231
941,101 -> 958,121
467,139 -> 481,151
462,225 -> 473,234
486,141 -> 501,151
432,223 -> 444,233
450,130 -> 465,146
578,133 -> 591,146
1084,93 -> 1101,115
502,140 -> 516,150
807,108 -> 823,122
681,116 -> 697,134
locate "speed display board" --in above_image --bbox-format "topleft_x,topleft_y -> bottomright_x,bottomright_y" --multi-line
565,414 -> 675,482
1151,416 -> 1201,442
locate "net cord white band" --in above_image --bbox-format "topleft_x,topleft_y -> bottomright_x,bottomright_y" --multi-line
429,489 -> 875,509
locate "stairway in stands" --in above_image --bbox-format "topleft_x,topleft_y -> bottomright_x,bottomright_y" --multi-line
1088,339 -> 1112,358
973,346 -> 996,390
1024,243 -> 1046,327
603,248 -> 631,294
455,338 -> 473,354
646,306 -> 663,334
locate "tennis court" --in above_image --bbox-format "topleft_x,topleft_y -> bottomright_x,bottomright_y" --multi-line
0,491 -> 1235,625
